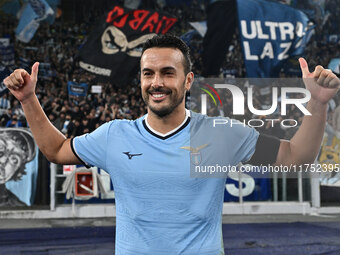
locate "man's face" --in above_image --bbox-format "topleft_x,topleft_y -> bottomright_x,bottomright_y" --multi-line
0,138 -> 25,184
140,47 -> 192,118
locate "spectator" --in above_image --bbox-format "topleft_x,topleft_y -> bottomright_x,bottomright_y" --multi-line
6,115 -> 23,128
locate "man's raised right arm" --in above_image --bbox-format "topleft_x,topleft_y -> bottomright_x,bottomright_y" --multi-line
4,62 -> 81,165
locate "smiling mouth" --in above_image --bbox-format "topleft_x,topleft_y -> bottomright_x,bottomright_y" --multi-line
149,91 -> 170,101
151,93 -> 166,99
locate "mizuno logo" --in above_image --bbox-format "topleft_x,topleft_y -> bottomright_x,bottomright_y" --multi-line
123,152 -> 143,159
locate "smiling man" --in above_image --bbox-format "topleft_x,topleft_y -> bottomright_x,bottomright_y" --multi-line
4,34 -> 340,254
140,38 -> 193,137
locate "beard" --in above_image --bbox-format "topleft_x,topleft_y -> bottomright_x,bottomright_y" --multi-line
143,82 -> 186,118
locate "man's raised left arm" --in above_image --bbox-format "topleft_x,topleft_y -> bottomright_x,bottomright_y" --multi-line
275,58 -> 340,166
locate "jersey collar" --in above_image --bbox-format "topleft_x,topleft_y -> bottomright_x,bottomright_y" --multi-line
143,109 -> 190,140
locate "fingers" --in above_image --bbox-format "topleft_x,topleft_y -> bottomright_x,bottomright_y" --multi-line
4,69 -> 29,91
323,72 -> 339,88
313,65 -> 323,78
299,57 -> 310,78
14,70 -> 25,85
329,77 -> 340,88
316,68 -> 328,85
313,66 -> 340,89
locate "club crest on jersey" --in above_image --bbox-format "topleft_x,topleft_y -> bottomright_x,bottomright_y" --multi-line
180,144 -> 208,166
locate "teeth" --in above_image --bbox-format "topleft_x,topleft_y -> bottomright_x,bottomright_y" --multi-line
153,94 -> 165,98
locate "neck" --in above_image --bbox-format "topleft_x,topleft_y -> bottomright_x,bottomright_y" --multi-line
147,106 -> 187,134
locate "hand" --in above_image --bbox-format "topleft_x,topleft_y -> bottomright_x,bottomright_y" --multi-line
3,62 -> 39,103
110,104 -> 118,113
299,58 -> 339,105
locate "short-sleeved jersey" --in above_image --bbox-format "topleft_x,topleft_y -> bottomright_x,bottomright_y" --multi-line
72,110 -> 259,255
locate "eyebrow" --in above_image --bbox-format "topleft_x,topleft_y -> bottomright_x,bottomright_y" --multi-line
161,67 -> 176,72
141,68 -> 153,73
142,66 -> 176,73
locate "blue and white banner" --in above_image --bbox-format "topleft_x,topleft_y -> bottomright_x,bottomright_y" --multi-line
15,0 -> 54,43
5,147 -> 39,206
189,21 -> 207,37
224,170 -> 271,202
0,38 -> 15,66
237,0 -> 313,78
67,81 -> 88,97
1,128 -> 38,206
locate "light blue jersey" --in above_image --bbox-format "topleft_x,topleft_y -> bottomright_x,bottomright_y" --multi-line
72,110 -> 259,254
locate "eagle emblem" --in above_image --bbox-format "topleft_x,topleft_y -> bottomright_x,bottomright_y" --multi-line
180,144 -> 208,166
101,26 -> 156,56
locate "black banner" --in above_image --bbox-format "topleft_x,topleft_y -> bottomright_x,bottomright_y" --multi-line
78,6 -> 177,86
202,0 -> 237,76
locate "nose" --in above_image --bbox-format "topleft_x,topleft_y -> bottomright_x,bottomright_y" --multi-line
151,73 -> 164,88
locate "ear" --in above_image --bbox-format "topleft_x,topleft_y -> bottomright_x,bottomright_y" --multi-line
185,72 -> 194,91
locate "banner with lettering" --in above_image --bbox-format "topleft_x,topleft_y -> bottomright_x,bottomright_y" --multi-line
78,5 -> 177,86
67,81 -> 88,97
237,0 -> 313,78
224,171 -> 271,201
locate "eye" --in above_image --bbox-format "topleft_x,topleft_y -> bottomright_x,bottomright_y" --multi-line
164,70 -> 175,76
143,72 -> 152,77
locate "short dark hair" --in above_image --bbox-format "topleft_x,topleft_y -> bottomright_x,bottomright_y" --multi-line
142,34 -> 192,74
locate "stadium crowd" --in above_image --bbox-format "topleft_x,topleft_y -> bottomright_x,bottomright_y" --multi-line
0,0 -> 339,141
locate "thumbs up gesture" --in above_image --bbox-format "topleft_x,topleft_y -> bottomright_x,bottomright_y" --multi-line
299,58 -> 339,105
3,62 -> 40,103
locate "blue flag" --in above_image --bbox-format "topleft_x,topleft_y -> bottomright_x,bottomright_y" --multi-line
15,0 -> 54,43
237,0 -> 313,78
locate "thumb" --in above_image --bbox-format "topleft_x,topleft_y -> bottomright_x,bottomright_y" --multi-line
30,62 -> 39,82
298,57 -> 310,78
